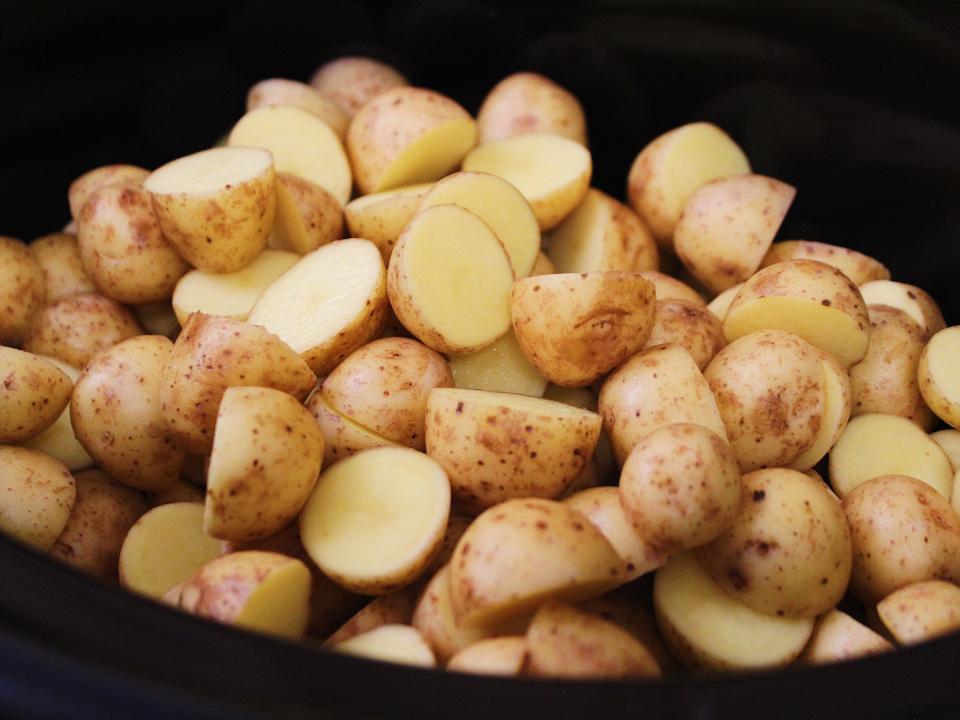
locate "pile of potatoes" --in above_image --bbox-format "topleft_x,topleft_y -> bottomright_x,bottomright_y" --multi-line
4,54 -> 960,678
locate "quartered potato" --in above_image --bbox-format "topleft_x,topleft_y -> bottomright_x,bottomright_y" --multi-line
859,280 -> 945,336
246,78 -> 350,139
305,393 -> 399,467
0,235 -> 46,346
0,348 -> 72,443
270,173 -> 344,255
343,183 -> 432,263
761,240 -> 890,285
876,580 -> 960,646
0,446 -> 75,551
799,609 -> 892,665
29,232 -> 96,302
447,636 -> 528,676
918,326 -> 960,428
477,72 -> 587,146
67,164 -> 150,219
333,624 -> 436,668
310,56 -> 408,117
448,330 -> 547,397
644,299 -> 726,370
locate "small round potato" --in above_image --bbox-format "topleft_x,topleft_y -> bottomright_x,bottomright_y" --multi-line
67,164 -> 150,219
0,347 -> 72,443
644,299 -> 726,370
29,232 -> 96,302
477,72 -> 587,146
310,56 -> 408,117
761,240 -> 890,285
0,446 -> 75,550
0,235 -> 46,345
246,78 -> 350,139
918,326 -> 960,429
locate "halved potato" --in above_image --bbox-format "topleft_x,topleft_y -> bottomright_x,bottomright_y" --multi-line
347,87 -> 476,195
343,183 -> 432,263
919,326 -> 960,428
0,235 -> 46,345
0,446 -> 75,550
877,580 -> 960,645
172,250 -> 298,324
29,232 -> 96,302
246,78 -> 349,139
477,72 -> 587,146
270,173 -> 344,255
387,205 -> 513,354
644,299 -> 726,371
248,239 -> 388,374
67,164 -> 150,219
462,133 -> 591,230
305,392 -> 399,467
299,447 -> 450,594
448,330 -> 547,397
309,56 -> 408,117
799,609 -> 892,665
828,413 -> 953,498
333,624 -> 436,667
789,351 -> 852,471
447,636 -> 527,676
0,348 -> 72,443
626,122 -> 750,248
638,270 -> 705,305
761,240 -> 890,285
859,280 -> 945,336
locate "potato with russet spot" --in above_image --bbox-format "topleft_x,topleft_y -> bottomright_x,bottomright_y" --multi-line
0,235 -> 46,346
643,299 -> 726,370
0,347 -> 72,443
29,232 -> 96,302
918,326 -> 960,429
761,240 -> 890,285
0,446 -> 75,551
67,164 -> 150,219
477,72 -> 587,146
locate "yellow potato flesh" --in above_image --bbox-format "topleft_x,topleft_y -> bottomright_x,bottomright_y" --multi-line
724,296 -> 869,368
544,188 -> 604,273
228,105 -> 352,206
448,330 -> 547,397
300,447 -> 450,593
920,327 -> 960,427
119,502 -> 222,599
19,357 -> 93,471
145,146 -> 272,195
447,636 -> 527,676
307,393 -> 399,467
172,250 -> 299,324
828,413 -> 954,498
800,609 -> 892,665
236,559 -> 312,639
931,429 -> 960,470
789,356 -> 851,470
654,551 -> 814,671
376,118 -> 478,193
859,280 -> 937,332
334,624 -> 437,667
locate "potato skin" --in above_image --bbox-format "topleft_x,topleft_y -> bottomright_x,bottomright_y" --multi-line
67,164 -> 150,219
321,337 -> 453,450
0,446 -> 75,550
159,314 -> 316,454
0,236 -> 46,345
638,271 -> 705,306
477,72 -> 587,146
71,335 -> 185,492
0,348 -> 72,443
29,232 -> 96,302
271,172 -> 344,255
761,240 -> 890,285
305,392 -> 399,467
310,56 -> 408,117
246,78 -> 350,139
22,293 -> 142,369
876,580 -> 960,645
644,300 -> 726,371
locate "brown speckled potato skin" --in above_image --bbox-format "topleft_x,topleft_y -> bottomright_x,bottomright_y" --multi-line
67,164 -> 150,219
0,348 -> 72,442
600,193 -> 659,272
850,304 -> 935,428
696,468 -> 852,618
0,446 -> 75,550
22,293 -> 142,369
310,56 -> 408,117
476,72 -> 587,146
842,474 -> 960,604
761,240 -> 890,285
644,300 -> 726,371
71,335 -> 185,492
147,478 -> 205,507
305,392 -> 398,467
637,271 -> 705,306
48,468 -> 147,580
29,233 -> 96,302
321,337 -> 452,449
77,182 -> 190,304
0,236 -> 46,346
271,172 -> 344,255
619,423 -> 741,554
876,580 -> 960,645
159,314 -> 316,454
511,272 -> 656,387
425,388 -> 602,513
704,330 -> 825,471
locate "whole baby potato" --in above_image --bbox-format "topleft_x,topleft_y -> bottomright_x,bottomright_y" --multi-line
310,56 -> 408,117
476,72 -> 587,146
67,164 -> 150,219
0,235 -> 46,345
0,446 -> 75,550
0,347 -> 72,443
643,300 -> 726,371
28,232 -> 96,302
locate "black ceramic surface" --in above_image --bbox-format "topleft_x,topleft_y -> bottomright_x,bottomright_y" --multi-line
1,1 -> 959,718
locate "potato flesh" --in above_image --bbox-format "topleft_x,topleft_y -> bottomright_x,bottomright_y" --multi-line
546,188 -> 606,272
447,636 -> 527,675
334,624 -> 436,667
789,355 -> 851,470
931,429 -> 960,471
448,330 -> 547,397
235,559 -> 312,639
919,326 -> 960,427
376,118 -> 478,193
859,280 -> 945,335
145,146 -> 273,195
707,283 -> 743,321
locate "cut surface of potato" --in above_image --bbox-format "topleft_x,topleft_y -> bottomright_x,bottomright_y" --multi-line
919,326 -> 960,428
876,580 -> 960,645
19,357 -> 93,471
829,413 -> 953,498
270,173 -> 344,255
387,204 -> 513,354
172,250 -> 298,324
248,239 -> 387,374
246,78 -> 350,139
859,280 -> 945,336
799,609 -> 892,665
463,133 -> 591,230
325,590 -> 417,647
787,351 -> 852,471
229,105 -> 352,206
334,624 -> 436,668
447,636 -> 528,676
0,347 -> 72,443
707,283 -> 742,321
761,241 -> 890,285
0,446 -> 75,551
300,447 -> 450,594
448,330 -> 547,397
343,183 -> 432,263
305,392 -> 399,467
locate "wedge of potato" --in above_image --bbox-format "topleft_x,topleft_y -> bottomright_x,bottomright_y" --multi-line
343,183 -> 433,263
877,580 -> 960,646
919,326 -> 960,428
448,330 -> 547,397
0,236 -> 46,346
859,280 -> 945,336
799,609 -> 892,665
305,393 -> 399,467
29,232 -> 95,302
334,624 -> 436,668
246,78 -> 349,139
67,164 -> 150,219
761,240 -> 890,285
0,348 -> 72,443
644,299 -> 726,371
310,56 -> 408,117
0,446 -> 75,550
477,72 -> 587,146
248,239 -> 388,374
447,636 -> 527,676
270,173 -> 344,255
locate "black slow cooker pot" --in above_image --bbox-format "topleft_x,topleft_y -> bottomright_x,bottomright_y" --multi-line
2,2 -> 959,718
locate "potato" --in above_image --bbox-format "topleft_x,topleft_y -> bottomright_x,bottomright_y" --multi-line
387,205 -> 513,354
0,446 -> 75,550
932,429 -> 960,470
447,636 -> 527,676
347,87 -> 476,195
334,624 -> 436,668
326,589 -> 417,647
119,502 -> 223,598
619,423 -> 741,554
511,272 -> 656,387
564,486 -> 666,581
859,280 -> 945,336
305,392 -> 399,467
528,252 -> 553,276
707,283 -> 742,321
761,240 -> 890,285
448,498 -> 625,626
264,174 -> 344,256
545,384 -> 615,492
828,413 -> 953,498
148,478 -> 204,507
448,330 -> 547,397
229,105 -> 351,206
525,600 -> 660,678
246,78 -> 349,139
626,122 -> 751,248
67,164 -> 150,219
22,292 -> 141,370
918,326 -> 960,428
144,147 -> 275,272
300,447 -> 450,594
653,551 -> 814,672
644,300 -> 726,371
172,249 -> 299,324
419,171 -> 541,278
247,239 -> 387,374
842,475 -> 960,603
425,388 -> 601,512
696,468 -> 852,618
799,609 -> 892,665
0,235 -> 46,345
204,387 -> 323,542
29,232 -> 96,302
0,347 -> 72,443
846,305 -> 933,428
599,344 -> 727,465
159,313 -> 316,454
638,270 -> 705,305
343,183 -> 432,263
877,580 -> 960,646
48,469 -> 147,580
320,337 -> 452,450
71,335 -> 184,492
724,260 -> 870,368
462,134 -> 591,231
309,56 -> 408,117
789,350 -> 853,471
171,550 -> 311,639
131,301 -> 180,339
675,175 -> 795,294
476,72 -> 587,146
